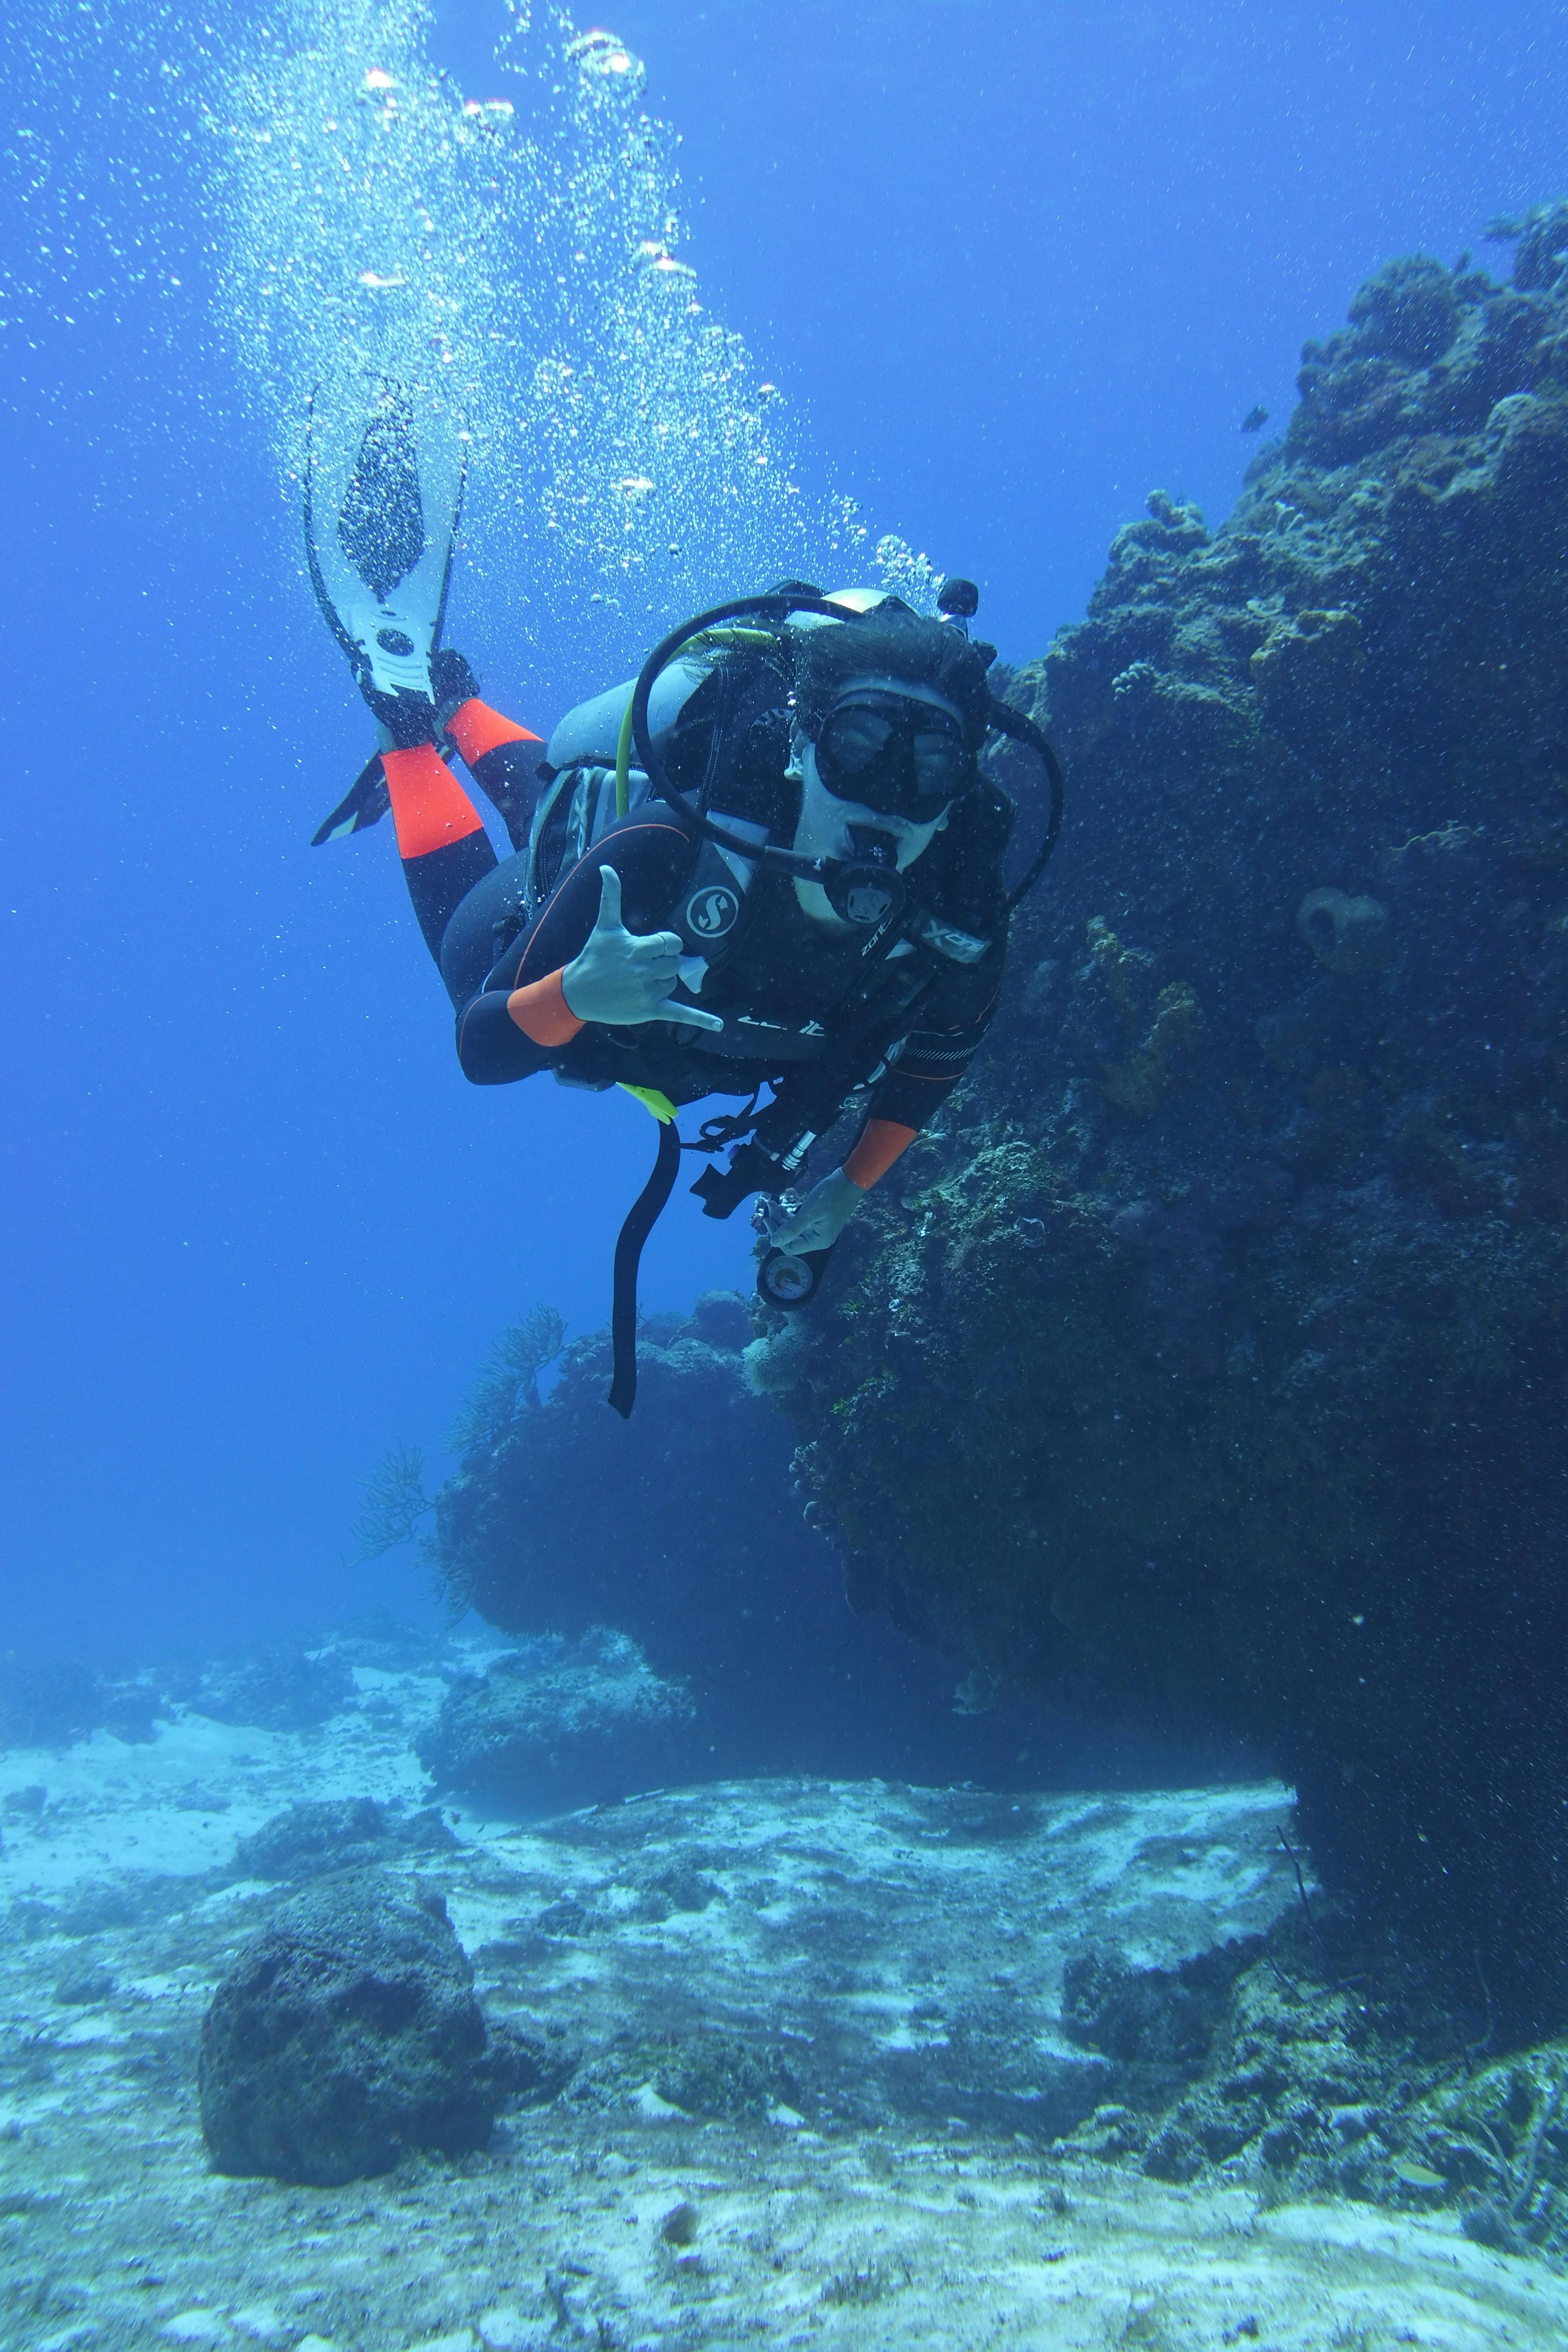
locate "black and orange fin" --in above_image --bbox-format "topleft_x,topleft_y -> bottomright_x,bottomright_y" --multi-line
310,751 -> 392,845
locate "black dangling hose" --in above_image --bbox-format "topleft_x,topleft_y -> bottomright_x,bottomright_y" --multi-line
607,1116 -> 683,1418
985,698 -> 1066,912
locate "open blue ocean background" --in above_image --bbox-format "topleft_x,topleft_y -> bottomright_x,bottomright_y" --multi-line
3,0 -> 1565,1666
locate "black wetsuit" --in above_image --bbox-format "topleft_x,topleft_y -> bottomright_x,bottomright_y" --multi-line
398,690 -> 1011,1152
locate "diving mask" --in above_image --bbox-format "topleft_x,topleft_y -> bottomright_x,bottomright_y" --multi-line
813,690 -> 973,824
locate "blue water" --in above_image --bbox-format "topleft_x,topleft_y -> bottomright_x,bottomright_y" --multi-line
2,0 -> 1565,1665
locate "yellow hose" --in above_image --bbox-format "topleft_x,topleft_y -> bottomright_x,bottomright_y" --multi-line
618,1082 -> 677,1123
615,690 -> 636,819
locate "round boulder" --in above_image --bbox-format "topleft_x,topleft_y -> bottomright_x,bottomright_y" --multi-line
198,1873 -> 496,2184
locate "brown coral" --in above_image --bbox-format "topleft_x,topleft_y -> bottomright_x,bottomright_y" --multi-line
1102,983 -> 1201,1116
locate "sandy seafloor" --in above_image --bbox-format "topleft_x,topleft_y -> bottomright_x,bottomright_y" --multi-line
0,1635 -> 1562,2352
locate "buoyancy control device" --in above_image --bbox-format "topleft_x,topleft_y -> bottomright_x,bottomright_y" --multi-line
536,585 -> 1065,1416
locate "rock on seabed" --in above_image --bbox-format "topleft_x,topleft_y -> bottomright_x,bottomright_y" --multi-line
198,1871 -> 498,2183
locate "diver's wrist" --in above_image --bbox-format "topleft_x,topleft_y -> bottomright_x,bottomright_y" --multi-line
508,969 -> 585,1047
559,954 -> 588,1020
842,1117 -> 918,1190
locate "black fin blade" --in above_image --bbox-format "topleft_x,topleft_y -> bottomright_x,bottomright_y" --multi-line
311,753 -> 390,846
337,388 -> 426,600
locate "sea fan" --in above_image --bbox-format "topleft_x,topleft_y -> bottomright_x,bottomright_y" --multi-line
446,1303 -> 565,1458
348,1442 -> 430,1564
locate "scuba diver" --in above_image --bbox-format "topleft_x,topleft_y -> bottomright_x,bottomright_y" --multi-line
306,385 -> 1061,1413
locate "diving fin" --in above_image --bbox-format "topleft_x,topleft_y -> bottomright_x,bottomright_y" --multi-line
311,750 -> 391,846
308,635 -> 492,848
303,377 -> 467,702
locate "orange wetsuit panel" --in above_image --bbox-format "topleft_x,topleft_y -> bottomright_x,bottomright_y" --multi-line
447,698 -> 543,767
844,1118 -> 918,1190
507,968 -> 585,1049
383,744 -> 487,862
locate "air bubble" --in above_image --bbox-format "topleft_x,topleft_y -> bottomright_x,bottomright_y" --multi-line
3,0 -> 940,684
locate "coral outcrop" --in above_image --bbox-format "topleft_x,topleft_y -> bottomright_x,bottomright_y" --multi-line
418,1630 -> 696,1810
235,1796 -> 457,1882
1043,1891 -> 1568,2262
428,1300 -> 1241,1794
0,1646 -> 360,1757
771,205 -> 1568,2030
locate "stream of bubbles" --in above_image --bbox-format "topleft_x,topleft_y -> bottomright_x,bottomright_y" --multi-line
4,0 -> 937,683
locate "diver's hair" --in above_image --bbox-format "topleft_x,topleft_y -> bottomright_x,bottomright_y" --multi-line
790,597 -> 993,749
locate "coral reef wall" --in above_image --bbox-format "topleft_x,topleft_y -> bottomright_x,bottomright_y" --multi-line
772,207 -> 1568,2029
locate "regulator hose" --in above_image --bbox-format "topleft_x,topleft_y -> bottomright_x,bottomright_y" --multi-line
985,698 -> 1066,911
625,591 -> 1066,904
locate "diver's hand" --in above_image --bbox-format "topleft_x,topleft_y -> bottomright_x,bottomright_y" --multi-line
562,867 -> 725,1032
768,1168 -> 864,1255
358,675 -> 439,748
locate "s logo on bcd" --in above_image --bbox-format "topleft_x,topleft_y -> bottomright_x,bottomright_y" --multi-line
685,884 -> 740,938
